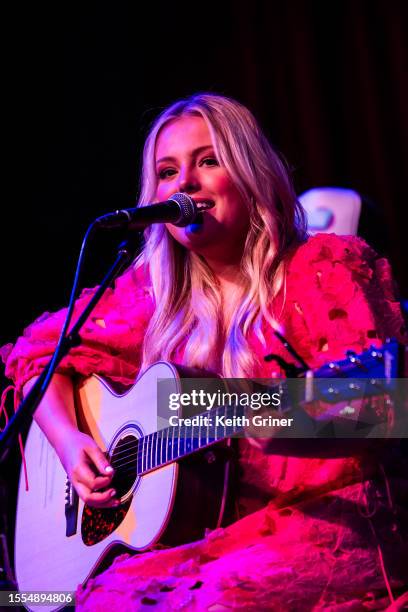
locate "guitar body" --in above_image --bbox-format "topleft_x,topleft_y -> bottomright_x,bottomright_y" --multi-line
14,362 -> 231,611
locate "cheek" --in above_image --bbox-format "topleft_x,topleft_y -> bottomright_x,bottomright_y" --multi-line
212,174 -> 244,204
216,178 -> 249,218
210,172 -> 235,195
155,183 -> 170,201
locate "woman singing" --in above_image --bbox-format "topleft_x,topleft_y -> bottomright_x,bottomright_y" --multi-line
2,93 -> 407,609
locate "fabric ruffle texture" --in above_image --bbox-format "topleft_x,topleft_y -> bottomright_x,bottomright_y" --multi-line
282,233 -> 406,369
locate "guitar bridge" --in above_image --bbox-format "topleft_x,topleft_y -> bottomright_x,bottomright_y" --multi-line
65,477 -> 79,537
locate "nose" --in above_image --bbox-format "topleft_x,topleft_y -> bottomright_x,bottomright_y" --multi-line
177,165 -> 200,194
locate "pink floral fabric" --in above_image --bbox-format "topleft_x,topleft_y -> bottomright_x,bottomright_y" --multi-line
281,233 -> 405,370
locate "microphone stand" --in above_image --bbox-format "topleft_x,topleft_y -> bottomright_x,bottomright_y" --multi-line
0,235 -> 141,462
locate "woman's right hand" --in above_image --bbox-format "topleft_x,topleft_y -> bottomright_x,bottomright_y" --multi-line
24,373 -> 119,508
57,430 -> 119,508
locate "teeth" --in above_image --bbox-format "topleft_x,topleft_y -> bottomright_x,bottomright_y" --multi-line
196,200 -> 215,210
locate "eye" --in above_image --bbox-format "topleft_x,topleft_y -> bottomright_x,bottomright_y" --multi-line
158,167 -> 177,180
199,156 -> 219,167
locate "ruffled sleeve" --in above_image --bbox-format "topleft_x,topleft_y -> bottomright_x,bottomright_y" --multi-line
284,233 -> 406,368
0,265 -> 154,393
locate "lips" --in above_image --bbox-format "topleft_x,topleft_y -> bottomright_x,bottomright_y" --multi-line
194,199 -> 215,211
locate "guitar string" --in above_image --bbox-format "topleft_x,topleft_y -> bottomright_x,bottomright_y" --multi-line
110,424 -> 241,471
108,408 -> 238,465
108,399 -> 242,456
107,377 -> 382,468
106,383 -> 366,472
105,376 -> 314,468
107,438 -> 221,481
109,393 -> 387,477
92,355 -> 390,482
109,427 -> 230,474
108,396 -> 380,474
107,373 -> 386,472
99,354 -> 386,462
110,434 -> 224,470
110,426 -> 227,460
111,438 -> 223,480
104,372 -> 387,464
109,415 -> 236,462
70,360 -> 392,489
105,380 -> 373,466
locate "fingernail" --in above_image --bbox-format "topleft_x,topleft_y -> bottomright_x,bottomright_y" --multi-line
105,466 -> 114,474
110,490 -> 116,498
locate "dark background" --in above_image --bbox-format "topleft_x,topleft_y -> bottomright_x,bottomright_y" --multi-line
1,0 -> 407,581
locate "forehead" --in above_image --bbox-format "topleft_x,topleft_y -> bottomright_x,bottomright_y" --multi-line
155,115 -> 214,160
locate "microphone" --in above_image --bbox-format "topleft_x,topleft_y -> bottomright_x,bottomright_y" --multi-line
95,193 -> 213,230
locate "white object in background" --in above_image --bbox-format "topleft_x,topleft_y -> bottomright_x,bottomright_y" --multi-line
299,187 -> 362,236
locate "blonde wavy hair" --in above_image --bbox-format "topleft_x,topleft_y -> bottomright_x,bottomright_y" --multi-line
136,93 -> 307,377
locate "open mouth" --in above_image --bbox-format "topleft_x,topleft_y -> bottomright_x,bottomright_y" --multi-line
184,200 -> 214,234
195,199 -> 215,211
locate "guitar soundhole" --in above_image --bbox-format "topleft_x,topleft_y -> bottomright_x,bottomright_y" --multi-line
110,434 -> 140,498
81,433 -> 139,546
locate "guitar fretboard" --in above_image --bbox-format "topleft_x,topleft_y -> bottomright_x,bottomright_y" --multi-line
138,402 -> 245,475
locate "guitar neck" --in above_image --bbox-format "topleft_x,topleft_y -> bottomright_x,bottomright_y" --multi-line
125,339 -> 401,476
138,402 -> 245,475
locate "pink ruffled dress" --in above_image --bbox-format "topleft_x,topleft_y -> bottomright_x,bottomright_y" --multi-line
2,234 -> 407,610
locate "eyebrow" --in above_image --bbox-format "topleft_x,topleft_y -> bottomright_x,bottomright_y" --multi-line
156,145 -> 214,165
